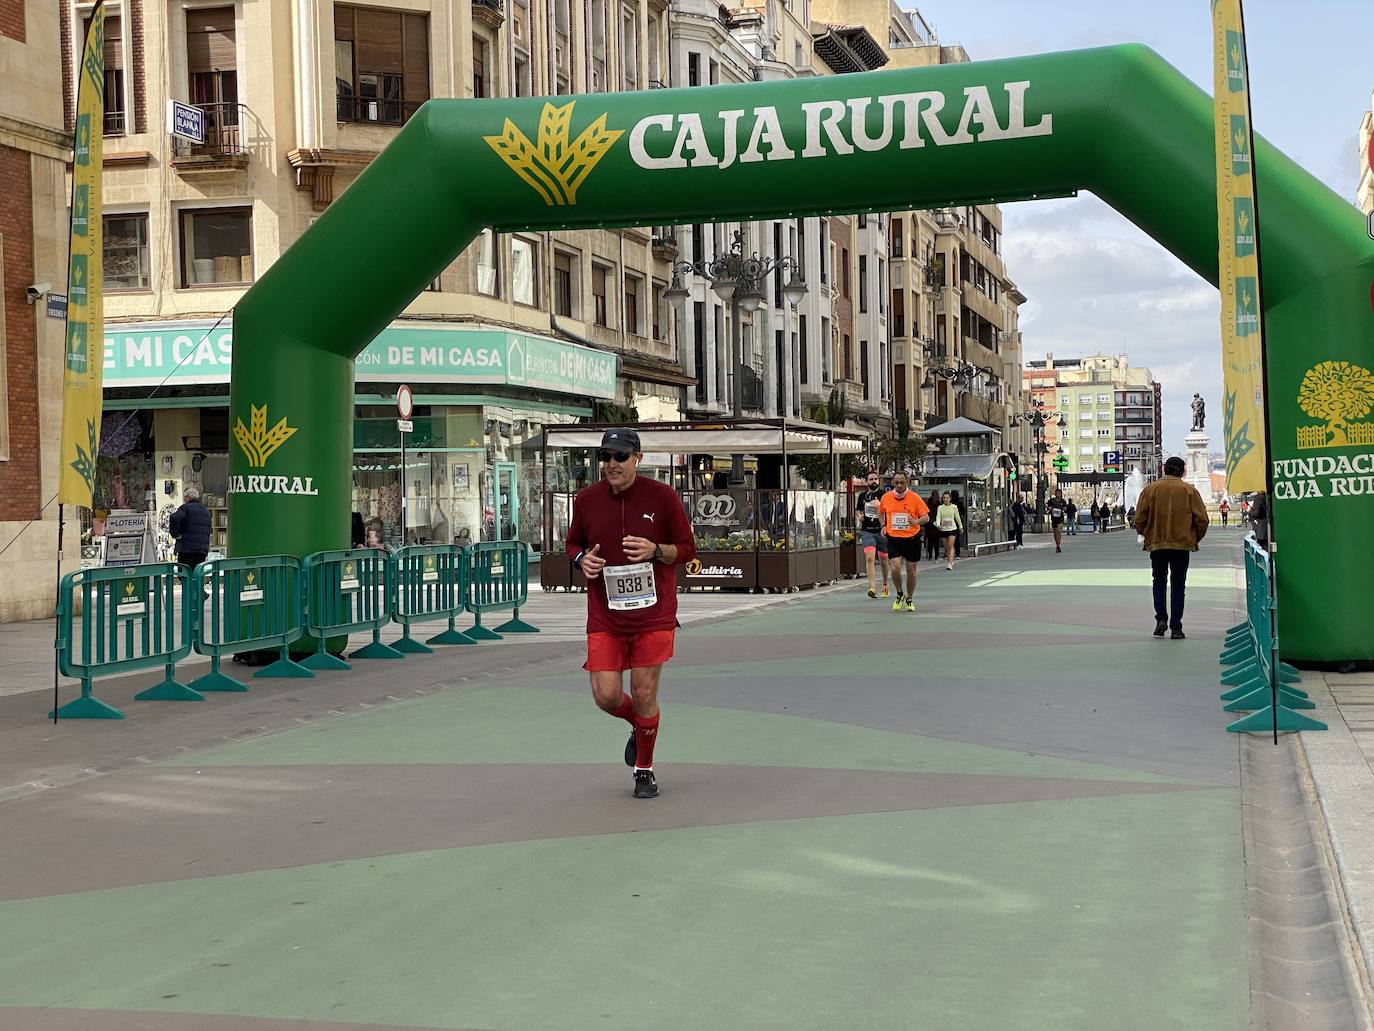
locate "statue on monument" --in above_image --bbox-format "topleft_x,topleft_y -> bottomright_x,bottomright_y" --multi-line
1190,393 -> 1205,432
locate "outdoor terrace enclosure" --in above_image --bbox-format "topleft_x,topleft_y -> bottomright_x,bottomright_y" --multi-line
227,44 -> 1374,663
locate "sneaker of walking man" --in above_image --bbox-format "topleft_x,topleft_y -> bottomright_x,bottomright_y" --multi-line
566,428 -> 697,798
1047,489 -> 1069,553
856,470 -> 891,599
1131,455 -> 1209,640
879,472 -> 930,612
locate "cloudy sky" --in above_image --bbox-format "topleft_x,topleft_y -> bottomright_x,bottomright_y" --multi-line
914,0 -> 1371,454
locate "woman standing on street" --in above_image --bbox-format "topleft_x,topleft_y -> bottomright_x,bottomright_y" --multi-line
936,491 -> 964,570
924,490 -> 942,562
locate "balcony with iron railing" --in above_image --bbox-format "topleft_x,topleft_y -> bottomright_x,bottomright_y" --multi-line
171,103 -> 250,172
337,94 -> 424,128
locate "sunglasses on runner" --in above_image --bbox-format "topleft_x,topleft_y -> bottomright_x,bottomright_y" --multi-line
598,450 -> 633,463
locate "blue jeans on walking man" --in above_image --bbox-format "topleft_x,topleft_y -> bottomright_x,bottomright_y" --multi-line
1151,549 -> 1190,631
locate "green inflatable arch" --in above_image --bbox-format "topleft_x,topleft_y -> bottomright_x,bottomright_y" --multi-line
227,44 -> 1374,664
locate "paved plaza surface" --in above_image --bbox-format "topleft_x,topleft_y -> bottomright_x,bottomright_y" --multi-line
0,529 -> 1367,1030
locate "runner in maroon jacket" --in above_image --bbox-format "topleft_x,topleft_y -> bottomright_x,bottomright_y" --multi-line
566,428 -> 697,799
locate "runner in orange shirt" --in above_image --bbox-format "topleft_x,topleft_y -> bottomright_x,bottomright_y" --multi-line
878,471 -> 930,612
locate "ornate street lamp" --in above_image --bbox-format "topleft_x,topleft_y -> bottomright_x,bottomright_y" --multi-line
1010,396 -> 1066,525
666,228 -> 808,484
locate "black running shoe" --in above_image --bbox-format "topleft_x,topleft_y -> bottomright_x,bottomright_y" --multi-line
1171,629 -> 1186,640
624,732 -> 636,767
633,769 -> 659,799
1153,619 -> 1168,637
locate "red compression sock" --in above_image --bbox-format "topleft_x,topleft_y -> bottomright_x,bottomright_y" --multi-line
608,693 -> 635,723
633,712 -> 660,769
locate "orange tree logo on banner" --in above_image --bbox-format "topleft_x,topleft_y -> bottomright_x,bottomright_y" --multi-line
58,1 -> 106,508
1211,0 -> 1268,492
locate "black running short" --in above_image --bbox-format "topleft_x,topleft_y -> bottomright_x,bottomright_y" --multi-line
886,534 -> 922,562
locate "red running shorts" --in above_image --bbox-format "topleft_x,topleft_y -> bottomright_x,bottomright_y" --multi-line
584,630 -> 676,672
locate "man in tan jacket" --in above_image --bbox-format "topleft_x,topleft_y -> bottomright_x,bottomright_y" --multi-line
1132,456 -> 1210,640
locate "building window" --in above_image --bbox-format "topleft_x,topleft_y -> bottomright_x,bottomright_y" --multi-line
891,218 -> 903,257
472,35 -> 488,97
475,228 -> 499,296
554,251 -> 574,317
842,333 -> 851,380
621,5 -> 638,90
187,7 -> 237,152
652,281 -> 665,340
589,0 -> 607,91
687,51 -> 699,87
179,206 -> 252,287
860,340 -> 869,399
1079,446 -> 1093,456
877,258 -> 885,314
511,236 -> 538,306
841,249 -> 850,299
592,263 -> 609,326
693,301 -> 706,404
858,255 -> 867,313
819,221 -> 829,284
555,0 -> 571,93
1079,429 -> 1093,439
81,8 -> 127,134
820,317 -> 830,382
624,273 -> 643,335
1098,428 -> 1112,437
858,213 -> 868,229
334,5 -> 429,125
799,314 -> 808,383
891,289 -> 904,336
105,213 -> 150,290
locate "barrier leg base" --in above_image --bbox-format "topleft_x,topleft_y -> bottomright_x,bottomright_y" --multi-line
1227,705 -> 1328,734
301,650 -> 351,671
427,627 -> 477,645
392,635 -> 433,654
1279,661 -> 1302,677
255,658 -> 315,679
1220,645 -> 1253,666
50,695 -> 125,719
1221,663 -> 1258,686
1223,684 -> 1315,712
466,625 -> 503,642
135,678 -> 204,702
493,616 -> 540,634
352,641 -> 405,659
190,669 -> 248,692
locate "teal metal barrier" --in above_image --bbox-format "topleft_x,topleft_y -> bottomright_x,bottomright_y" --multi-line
467,541 -> 539,638
392,545 -> 475,651
51,563 -> 197,718
190,556 -> 311,691
1221,537 -> 1325,734
302,549 -> 402,665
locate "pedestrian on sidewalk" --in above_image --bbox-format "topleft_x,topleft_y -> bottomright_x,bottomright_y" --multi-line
566,428 -> 697,800
1048,489 -> 1068,552
1219,498 -> 1231,526
1249,491 -> 1270,548
935,491 -> 963,570
1010,495 -> 1028,549
879,472 -> 930,613
169,488 -> 211,571
950,490 -> 968,559
1065,497 -> 1078,535
856,469 -> 891,599
1132,456 -> 1210,640
923,490 -> 941,562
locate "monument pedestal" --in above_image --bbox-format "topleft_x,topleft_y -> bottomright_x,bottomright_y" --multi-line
1184,430 -> 1212,501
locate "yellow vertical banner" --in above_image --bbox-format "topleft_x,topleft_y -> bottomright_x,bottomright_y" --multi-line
1211,0 -> 1268,492
58,2 -> 106,508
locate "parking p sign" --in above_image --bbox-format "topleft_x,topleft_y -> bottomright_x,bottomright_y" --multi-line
167,100 -> 205,144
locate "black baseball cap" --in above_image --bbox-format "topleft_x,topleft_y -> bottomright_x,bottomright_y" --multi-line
600,428 -> 641,453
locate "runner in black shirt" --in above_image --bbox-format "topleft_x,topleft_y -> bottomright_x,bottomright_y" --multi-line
1047,489 -> 1069,553
856,470 -> 891,599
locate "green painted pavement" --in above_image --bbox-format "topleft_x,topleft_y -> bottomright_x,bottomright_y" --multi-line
160,685 -> 1181,783
673,636 -> 1232,688
692,606 -> 1129,640
965,568 -> 1236,590
0,792 -> 1245,1030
